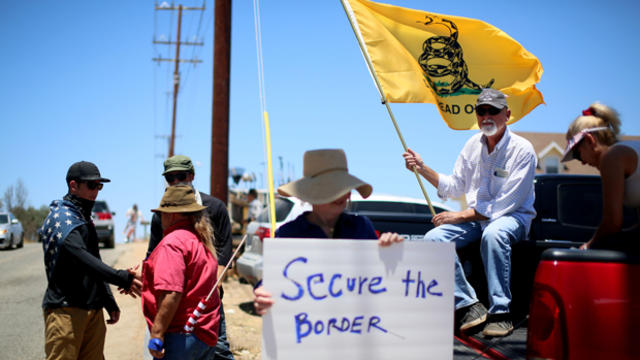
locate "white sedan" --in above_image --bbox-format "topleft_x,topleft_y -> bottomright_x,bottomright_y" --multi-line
0,212 -> 24,249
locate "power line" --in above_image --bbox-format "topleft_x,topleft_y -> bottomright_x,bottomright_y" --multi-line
181,0 -> 210,93
152,2 -> 205,157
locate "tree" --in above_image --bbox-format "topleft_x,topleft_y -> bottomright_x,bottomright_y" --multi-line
12,205 -> 50,241
3,187 -> 12,212
3,179 -> 48,241
3,179 -> 27,212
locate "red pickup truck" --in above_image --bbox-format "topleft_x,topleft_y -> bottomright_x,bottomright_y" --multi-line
355,174 -> 640,359
453,175 -> 640,359
527,249 -> 640,360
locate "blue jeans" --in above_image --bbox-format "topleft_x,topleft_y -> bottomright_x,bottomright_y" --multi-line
423,216 -> 525,314
144,304 -> 233,360
161,332 -> 216,360
213,302 -> 234,359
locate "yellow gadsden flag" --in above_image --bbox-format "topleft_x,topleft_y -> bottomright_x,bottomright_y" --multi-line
343,0 -> 544,130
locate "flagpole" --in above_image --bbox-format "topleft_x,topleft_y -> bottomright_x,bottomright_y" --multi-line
263,111 -> 277,236
252,0 -> 277,237
340,0 -> 436,216
184,234 -> 248,332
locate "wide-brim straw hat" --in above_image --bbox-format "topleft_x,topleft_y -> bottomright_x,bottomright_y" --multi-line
277,149 -> 372,205
152,185 -> 207,213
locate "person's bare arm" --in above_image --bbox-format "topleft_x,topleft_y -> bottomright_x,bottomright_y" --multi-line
403,149 -> 439,188
149,291 -> 183,358
432,208 -> 488,227
378,232 -> 403,247
253,286 -> 274,316
582,146 -> 631,249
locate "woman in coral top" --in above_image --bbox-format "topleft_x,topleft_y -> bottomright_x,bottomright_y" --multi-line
143,185 -> 220,359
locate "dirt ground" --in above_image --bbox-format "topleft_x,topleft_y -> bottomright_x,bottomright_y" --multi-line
104,240 -> 262,360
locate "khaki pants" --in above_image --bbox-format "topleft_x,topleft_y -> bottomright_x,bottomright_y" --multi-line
44,307 -> 106,360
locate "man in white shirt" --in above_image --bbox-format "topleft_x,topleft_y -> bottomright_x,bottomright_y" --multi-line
403,88 -> 536,337
124,204 -> 144,243
247,189 -> 263,223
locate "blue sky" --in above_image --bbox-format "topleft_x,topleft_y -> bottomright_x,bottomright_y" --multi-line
2,0 -> 639,242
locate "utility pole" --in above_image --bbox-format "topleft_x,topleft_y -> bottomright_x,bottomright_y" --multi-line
211,0 -> 231,203
154,134 -> 181,159
153,3 -> 204,157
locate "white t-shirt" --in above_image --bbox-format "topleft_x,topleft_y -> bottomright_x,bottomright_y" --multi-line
248,199 -> 263,221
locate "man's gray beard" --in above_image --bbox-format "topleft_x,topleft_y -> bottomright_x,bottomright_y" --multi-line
480,120 -> 498,137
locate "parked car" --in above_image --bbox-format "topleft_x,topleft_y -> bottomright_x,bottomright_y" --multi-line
236,196 -> 312,285
235,194 -> 452,285
92,200 -> 115,248
347,193 -> 452,240
0,212 -> 24,249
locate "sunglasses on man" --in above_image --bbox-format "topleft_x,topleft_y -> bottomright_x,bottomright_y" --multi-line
475,106 -> 502,116
81,181 -> 104,190
165,172 -> 189,183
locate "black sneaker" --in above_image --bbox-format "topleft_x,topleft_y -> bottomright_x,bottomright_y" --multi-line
457,302 -> 488,331
482,313 -> 514,337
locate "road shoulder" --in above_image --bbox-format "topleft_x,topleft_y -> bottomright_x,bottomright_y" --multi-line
104,241 -> 147,360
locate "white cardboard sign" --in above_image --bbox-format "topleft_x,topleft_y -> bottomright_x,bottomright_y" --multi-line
261,238 -> 454,360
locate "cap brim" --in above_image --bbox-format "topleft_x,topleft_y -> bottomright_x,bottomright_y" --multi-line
561,131 -> 588,162
80,176 -> 111,183
476,101 -> 506,109
560,148 -> 574,162
162,167 -> 192,175
277,172 -> 372,205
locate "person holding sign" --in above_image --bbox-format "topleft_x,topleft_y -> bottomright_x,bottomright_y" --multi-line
402,88 -> 537,337
254,149 -> 402,315
561,103 -> 640,253
142,185 -> 221,359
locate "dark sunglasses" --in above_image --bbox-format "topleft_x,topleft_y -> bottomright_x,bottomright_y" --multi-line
81,181 -> 103,190
475,106 -> 502,116
165,172 -> 189,183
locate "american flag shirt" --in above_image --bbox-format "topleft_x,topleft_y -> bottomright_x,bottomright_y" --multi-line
437,127 -> 537,233
39,200 -> 86,281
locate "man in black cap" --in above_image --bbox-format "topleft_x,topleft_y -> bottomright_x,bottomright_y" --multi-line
147,155 -> 235,360
403,89 -> 537,337
40,161 -> 142,359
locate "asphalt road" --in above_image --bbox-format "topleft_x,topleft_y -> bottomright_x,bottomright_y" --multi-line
0,242 -> 124,360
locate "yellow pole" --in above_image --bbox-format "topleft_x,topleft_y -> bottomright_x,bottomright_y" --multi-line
263,111 -> 277,237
